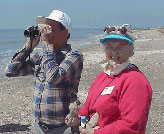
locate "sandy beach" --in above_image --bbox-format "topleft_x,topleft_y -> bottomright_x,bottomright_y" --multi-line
0,28 -> 164,134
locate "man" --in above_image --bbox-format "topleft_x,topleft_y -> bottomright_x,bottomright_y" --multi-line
5,9 -> 83,134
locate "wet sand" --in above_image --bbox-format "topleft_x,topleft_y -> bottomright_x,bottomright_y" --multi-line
0,28 -> 164,134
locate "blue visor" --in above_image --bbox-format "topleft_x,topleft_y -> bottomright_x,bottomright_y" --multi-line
100,34 -> 134,45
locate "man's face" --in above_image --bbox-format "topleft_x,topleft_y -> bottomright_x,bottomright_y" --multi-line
104,39 -> 134,64
38,20 -> 69,47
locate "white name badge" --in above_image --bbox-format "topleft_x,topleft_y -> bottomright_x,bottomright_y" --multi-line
101,86 -> 115,95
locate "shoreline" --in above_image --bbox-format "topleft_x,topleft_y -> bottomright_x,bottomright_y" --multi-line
0,28 -> 164,133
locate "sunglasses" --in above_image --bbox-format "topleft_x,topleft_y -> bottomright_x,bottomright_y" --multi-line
104,26 -> 128,35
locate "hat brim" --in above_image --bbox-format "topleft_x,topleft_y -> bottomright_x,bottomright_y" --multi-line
100,34 -> 134,45
35,16 -> 57,24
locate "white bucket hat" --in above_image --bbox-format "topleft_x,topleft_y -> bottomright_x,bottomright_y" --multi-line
35,9 -> 72,31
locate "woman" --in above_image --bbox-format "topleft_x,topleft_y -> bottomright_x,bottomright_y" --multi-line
78,25 -> 152,134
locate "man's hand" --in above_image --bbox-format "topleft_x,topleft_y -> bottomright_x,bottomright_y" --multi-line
25,36 -> 40,50
79,126 -> 94,134
65,100 -> 81,126
65,114 -> 80,126
38,24 -> 53,45
24,26 -> 40,50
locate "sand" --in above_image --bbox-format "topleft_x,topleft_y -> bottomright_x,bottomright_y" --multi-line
0,28 -> 164,134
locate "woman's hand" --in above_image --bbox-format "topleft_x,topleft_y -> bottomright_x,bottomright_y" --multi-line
79,126 -> 94,134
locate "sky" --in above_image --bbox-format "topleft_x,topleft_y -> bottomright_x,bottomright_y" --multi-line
0,0 -> 164,29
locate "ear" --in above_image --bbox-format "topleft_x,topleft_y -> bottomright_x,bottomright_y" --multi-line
128,45 -> 134,57
64,29 -> 70,40
106,52 -> 111,61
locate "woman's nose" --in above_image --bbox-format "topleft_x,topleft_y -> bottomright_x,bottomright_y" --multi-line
111,50 -> 119,55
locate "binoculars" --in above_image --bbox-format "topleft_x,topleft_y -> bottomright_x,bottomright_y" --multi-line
24,26 -> 40,37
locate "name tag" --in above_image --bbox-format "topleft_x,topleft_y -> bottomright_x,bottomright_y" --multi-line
101,86 -> 115,95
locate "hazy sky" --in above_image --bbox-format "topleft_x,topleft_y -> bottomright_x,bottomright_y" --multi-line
0,0 -> 164,29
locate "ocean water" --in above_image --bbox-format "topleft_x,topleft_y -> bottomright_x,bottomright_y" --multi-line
0,28 -> 102,78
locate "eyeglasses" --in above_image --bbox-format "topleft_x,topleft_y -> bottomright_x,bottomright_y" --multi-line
104,26 -> 128,35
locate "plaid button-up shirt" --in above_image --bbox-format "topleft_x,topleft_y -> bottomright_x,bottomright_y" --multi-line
5,44 -> 83,125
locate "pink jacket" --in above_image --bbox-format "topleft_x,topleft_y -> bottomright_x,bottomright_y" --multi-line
79,68 -> 152,134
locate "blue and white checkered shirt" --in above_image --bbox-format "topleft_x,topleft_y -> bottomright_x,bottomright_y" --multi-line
5,44 -> 83,125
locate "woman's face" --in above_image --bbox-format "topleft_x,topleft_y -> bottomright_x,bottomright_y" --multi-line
104,40 -> 134,64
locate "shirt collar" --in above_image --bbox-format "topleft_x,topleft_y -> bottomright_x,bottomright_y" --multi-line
60,44 -> 71,55
103,60 -> 130,76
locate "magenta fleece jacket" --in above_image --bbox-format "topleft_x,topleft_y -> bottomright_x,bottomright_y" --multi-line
78,68 -> 152,134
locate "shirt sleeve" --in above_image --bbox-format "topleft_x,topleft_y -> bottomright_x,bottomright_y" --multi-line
42,45 -> 83,101
78,87 -> 93,116
94,74 -> 152,134
69,73 -> 83,102
5,45 -> 41,77
78,74 -> 101,116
